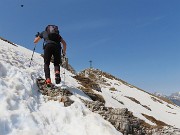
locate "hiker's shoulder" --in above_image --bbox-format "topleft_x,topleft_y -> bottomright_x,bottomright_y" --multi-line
39,31 -> 48,38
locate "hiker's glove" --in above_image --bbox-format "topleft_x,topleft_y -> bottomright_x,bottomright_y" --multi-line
35,32 -> 40,37
62,50 -> 66,57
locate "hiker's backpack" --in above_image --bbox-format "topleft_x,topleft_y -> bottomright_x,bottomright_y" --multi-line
45,25 -> 60,42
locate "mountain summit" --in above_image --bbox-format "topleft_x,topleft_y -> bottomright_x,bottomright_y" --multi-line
0,38 -> 180,135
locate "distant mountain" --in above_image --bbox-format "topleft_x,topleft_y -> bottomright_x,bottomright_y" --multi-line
154,92 -> 180,107
168,92 -> 180,106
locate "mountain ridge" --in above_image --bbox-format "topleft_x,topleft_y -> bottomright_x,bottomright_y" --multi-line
78,68 -> 176,105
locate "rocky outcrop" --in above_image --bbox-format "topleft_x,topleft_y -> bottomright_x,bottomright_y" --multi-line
73,74 -> 105,103
74,75 -> 101,92
81,99 -> 147,135
152,126 -> 180,135
80,99 -> 179,135
36,77 -> 74,107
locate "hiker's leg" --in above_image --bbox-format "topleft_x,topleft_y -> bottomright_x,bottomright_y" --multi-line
44,44 -> 53,79
52,44 -> 61,84
53,45 -> 61,72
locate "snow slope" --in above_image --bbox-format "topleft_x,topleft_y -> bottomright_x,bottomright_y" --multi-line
80,69 -> 180,128
1,38 -> 180,135
0,40 -> 122,135
102,80 -> 180,127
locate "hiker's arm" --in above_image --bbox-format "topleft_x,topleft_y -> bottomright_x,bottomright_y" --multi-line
34,36 -> 41,44
61,39 -> 67,55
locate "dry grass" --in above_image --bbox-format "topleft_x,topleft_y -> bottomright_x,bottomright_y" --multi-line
74,74 -> 105,103
151,96 -> 176,107
158,96 -> 175,105
142,113 -> 168,128
78,87 -> 105,103
109,87 -> 117,91
74,75 -> 95,88
74,75 -> 101,92
125,96 -> 141,104
112,96 -> 124,105
151,97 -> 163,104
125,96 -> 151,111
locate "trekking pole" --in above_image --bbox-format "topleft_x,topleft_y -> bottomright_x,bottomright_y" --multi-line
63,61 -> 66,85
62,55 -> 66,84
61,55 -> 67,91
29,44 -> 36,67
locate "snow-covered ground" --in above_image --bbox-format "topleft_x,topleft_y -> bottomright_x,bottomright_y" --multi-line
0,39 -> 180,135
99,78 -> 180,127
0,40 -> 122,135
81,68 -> 180,128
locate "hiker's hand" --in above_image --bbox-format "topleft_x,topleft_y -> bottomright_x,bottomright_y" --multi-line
35,32 -> 40,37
63,53 -> 66,57
34,36 -> 41,44
62,50 -> 66,56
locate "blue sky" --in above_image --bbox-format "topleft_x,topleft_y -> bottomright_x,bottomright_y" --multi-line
0,0 -> 180,95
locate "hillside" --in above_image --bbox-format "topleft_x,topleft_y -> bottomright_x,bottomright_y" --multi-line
78,69 -> 180,125
0,38 -> 180,135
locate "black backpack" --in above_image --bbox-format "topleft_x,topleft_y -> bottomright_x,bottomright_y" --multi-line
45,25 -> 60,42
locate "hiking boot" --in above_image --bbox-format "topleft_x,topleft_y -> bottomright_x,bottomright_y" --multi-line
45,78 -> 52,87
55,72 -> 61,84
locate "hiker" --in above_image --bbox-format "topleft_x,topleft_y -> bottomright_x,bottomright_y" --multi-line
34,25 -> 67,85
